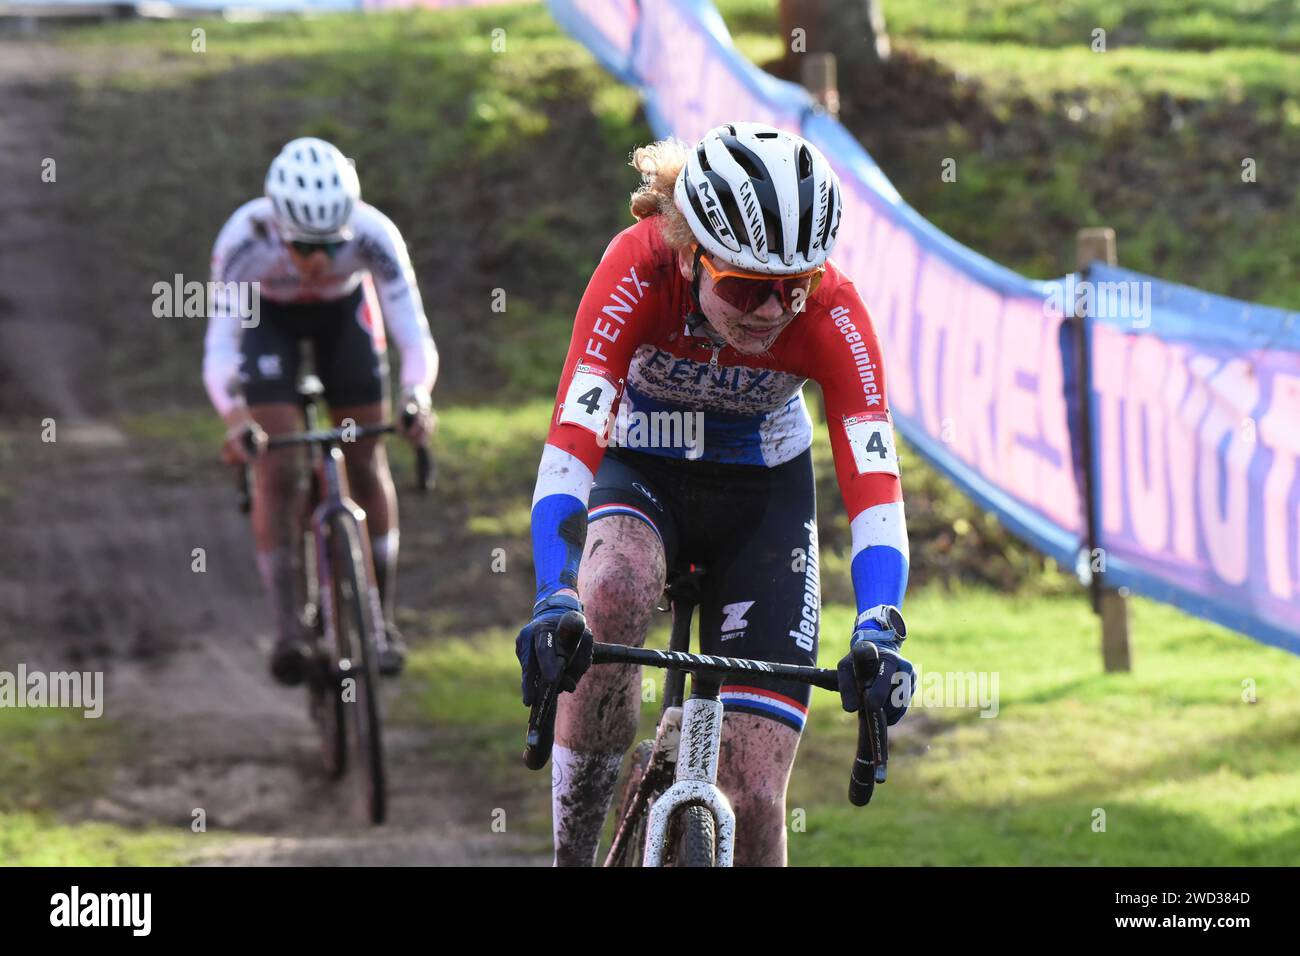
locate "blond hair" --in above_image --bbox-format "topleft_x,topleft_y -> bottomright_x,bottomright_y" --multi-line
628,138 -> 695,250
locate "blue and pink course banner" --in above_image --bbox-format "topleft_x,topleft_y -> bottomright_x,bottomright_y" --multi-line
1087,265 -> 1300,653
548,0 -> 1300,652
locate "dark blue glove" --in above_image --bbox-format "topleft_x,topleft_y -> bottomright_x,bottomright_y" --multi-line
837,618 -> 915,726
516,593 -> 594,707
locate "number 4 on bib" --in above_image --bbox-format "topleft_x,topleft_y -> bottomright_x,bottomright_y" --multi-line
844,413 -> 899,476
559,364 -> 618,435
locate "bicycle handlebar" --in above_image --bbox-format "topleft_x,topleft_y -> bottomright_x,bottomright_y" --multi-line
236,404 -> 434,501
264,421 -> 397,448
590,643 -> 840,691
521,610 -> 890,807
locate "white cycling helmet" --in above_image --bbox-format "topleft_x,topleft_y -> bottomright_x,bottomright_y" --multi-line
675,122 -> 842,276
264,137 -> 360,242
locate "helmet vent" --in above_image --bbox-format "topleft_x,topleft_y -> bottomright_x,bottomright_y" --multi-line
696,144 -> 711,173
798,146 -> 813,178
731,150 -> 763,179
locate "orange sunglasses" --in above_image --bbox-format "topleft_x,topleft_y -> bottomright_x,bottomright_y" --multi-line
695,246 -> 825,313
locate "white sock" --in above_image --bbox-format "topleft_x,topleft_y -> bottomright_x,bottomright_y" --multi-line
256,547 -> 303,642
551,744 -> 625,867
370,529 -> 399,623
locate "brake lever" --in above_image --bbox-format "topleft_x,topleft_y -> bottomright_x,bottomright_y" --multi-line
523,680 -> 562,771
400,402 -> 435,493
848,641 -> 889,806
239,425 -> 264,460
521,610 -> 587,770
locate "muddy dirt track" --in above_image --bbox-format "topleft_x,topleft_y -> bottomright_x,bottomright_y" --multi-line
0,39 -> 545,866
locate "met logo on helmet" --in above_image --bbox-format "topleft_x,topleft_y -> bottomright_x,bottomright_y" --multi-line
695,180 -> 735,245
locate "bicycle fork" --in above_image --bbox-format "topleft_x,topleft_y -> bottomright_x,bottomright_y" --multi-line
642,673 -> 737,867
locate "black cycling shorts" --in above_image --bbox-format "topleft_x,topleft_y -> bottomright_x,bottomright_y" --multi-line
588,447 -> 822,733
240,284 -> 389,408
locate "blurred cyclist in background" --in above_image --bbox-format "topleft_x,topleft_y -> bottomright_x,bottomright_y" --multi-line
516,123 -> 915,865
202,137 -> 437,685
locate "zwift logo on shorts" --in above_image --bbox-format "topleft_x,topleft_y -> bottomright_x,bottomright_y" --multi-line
720,601 -> 755,641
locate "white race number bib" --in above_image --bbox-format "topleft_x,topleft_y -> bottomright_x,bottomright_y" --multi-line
559,364 -> 618,436
844,413 -> 899,476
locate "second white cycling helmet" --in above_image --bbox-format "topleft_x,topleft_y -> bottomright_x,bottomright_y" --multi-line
264,137 -> 361,242
675,122 -> 842,275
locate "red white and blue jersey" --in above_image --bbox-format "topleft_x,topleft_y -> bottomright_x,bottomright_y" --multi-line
530,217 -> 910,624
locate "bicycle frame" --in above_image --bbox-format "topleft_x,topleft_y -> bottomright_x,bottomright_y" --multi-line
632,569 -> 737,866
642,671 -> 736,867
289,374 -> 377,658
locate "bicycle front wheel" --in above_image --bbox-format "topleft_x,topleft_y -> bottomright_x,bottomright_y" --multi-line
309,529 -> 347,780
672,804 -> 716,868
309,662 -> 348,781
326,513 -> 388,825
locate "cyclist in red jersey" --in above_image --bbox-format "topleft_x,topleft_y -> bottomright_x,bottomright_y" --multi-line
517,123 -> 915,865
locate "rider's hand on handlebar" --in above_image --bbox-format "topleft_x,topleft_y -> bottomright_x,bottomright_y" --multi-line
220,409 -> 268,466
837,622 -> 915,727
397,385 -> 436,446
515,593 -> 595,707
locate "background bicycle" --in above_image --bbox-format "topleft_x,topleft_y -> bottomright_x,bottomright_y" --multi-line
238,375 -> 432,825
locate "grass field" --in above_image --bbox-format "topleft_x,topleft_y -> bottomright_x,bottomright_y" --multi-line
401,581 -> 1300,866
4,0 -> 1296,865
0,710 -> 188,865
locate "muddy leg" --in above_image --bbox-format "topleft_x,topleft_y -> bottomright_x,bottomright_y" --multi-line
717,713 -> 801,867
250,403 -> 307,643
551,516 -> 665,867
